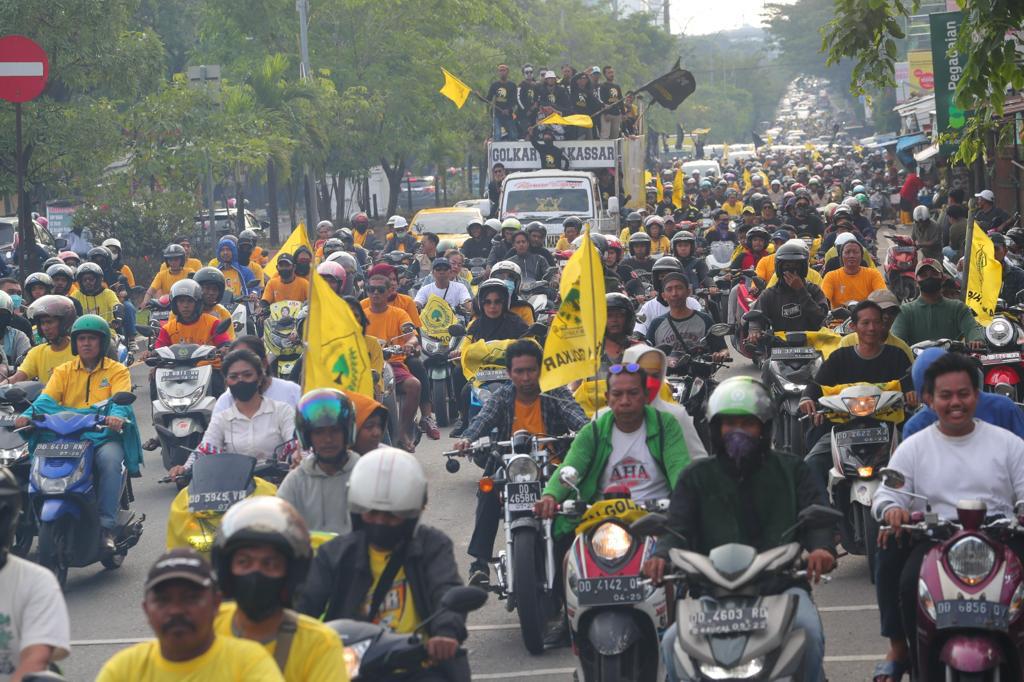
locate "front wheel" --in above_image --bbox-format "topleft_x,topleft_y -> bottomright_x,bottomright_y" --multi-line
860,503 -> 879,584
431,378 -> 450,427
512,527 -> 547,655
595,648 -> 643,682
37,520 -> 69,588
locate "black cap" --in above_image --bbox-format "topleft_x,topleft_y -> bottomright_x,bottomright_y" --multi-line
432,257 -> 451,270
661,271 -> 689,287
145,549 -> 214,592
277,253 -> 295,265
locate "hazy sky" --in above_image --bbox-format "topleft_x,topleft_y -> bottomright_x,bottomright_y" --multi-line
670,0 -> 793,35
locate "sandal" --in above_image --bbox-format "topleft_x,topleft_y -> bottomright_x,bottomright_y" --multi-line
872,659 -> 909,682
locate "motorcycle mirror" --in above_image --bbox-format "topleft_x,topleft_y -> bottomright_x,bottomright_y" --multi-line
136,326 -> 155,338
439,586 -> 489,613
796,504 -> 843,527
4,387 -> 25,404
447,324 -> 467,338
111,392 -> 137,406
144,356 -> 161,367
559,465 -> 580,488
445,458 -> 461,474
708,323 -> 731,337
636,313 -> 646,323
629,513 -> 669,537
214,317 -> 232,336
880,467 -> 906,489
53,238 -> 68,251
400,322 -> 416,334
741,309 -> 768,324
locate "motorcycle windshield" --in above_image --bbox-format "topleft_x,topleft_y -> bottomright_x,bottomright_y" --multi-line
0,427 -> 24,450
39,412 -> 99,436
0,381 -> 43,406
187,453 -> 256,514
157,365 -> 212,399
709,241 -> 734,263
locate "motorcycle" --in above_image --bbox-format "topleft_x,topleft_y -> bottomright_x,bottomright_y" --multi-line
556,465 -> 671,682
660,324 -> 733,450
328,586 -> 488,681
443,431 -> 574,655
633,505 -> 842,681
977,304 -> 1024,403
163,452 -> 285,558
0,382 -> 43,556
27,391 -> 145,587
420,307 -> 465,427
810,383 -> 904,580
263,300 -> 304,379
885,234 -> 919,302
880,468 -> 1024,681
140,296 -> 173,350
460,338 -> 515,426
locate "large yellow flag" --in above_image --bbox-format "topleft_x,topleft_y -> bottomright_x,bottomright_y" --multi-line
264,223 -> 312,281
540,113 -> 593,128
540,228 -> 606,392
672,168 -> 683,207
439,68 -> 472,109
303,272 -> 375,396
655,174 -> 664,203
965,221 -> 1002,323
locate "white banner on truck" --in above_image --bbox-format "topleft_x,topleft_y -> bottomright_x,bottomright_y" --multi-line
488,140 -> 617,172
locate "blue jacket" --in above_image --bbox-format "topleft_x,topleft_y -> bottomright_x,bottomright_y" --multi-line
216,238 -> 255,296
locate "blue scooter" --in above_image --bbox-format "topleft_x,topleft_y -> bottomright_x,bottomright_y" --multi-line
27,391 -> 145,588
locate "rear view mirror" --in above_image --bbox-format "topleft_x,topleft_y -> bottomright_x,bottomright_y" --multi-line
111,392 -> 136,406
137,326 -> 155,338
741,310 -> 767,325
447,324 -> 467,338
53,238 -> 68,251
440,586 -> 488,613
214,317 -> 232,336
629,513 -> 668,537
4,387 -> 25,404
559,465 -> 580,488
708,323 -> 731,337
247,280 -> 260,290
880,468 -> 906,489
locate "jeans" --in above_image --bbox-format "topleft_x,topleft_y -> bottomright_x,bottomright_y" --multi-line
493,111 -> 516,141
468,487 -> 500,563
95,441 -> 126,529
661,587 -> 825,682
599,114 -> 621,140
122,301 -> 137,339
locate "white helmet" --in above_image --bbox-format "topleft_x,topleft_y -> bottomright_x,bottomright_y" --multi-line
347,447 -> 427,519
387,215 -> 409,230
327,251 -> 358,273
316,219 -> 334,231
102,238 -> 122,254
491,260 -> 522,293
834,232 -> 859,249
913,205 -> 930,222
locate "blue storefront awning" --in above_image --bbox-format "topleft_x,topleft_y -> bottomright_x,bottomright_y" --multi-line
896,133 -> 928,153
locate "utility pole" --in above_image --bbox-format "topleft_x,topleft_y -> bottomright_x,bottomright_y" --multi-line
186,65 -> 220,252
296,0 -> 319,236
663,0 -> 671,32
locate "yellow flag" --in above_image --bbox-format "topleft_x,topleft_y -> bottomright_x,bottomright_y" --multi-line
672,168 -> 683,208
540,113 -> 593,128
965,221 -> 1002,323
264,223 -> 312,280
302,272 -> 374,396
540,228 -> 606,392
439,68 -> 471,109
420,294 -> 457,341
722,143 -> 730,162
655,174 -> 664,203
742,168 -> 752,192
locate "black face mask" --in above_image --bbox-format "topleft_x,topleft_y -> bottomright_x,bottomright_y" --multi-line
279,267 -> 294,281
229,380 -> 260,402
295,262 -> 311,277
918,277 -> 942,294
365,519 -> 416,550
232,572 -> 287,621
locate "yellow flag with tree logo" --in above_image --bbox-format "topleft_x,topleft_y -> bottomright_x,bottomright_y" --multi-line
965,221 -> 1002,323
420,294 -> 457,342
303,272 -> 374,396
540,228 -> 606,392
264,223 -> 312,281
439,68 -> 472,109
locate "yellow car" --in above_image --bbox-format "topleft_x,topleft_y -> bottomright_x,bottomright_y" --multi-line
410,207 -> 483,251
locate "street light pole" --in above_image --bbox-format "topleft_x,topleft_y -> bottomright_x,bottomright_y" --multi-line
296,0 -> 320,234
187,65 -> 220,251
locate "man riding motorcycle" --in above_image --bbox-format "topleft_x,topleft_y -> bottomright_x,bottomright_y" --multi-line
214,237 -> 256,299
71,262 -> 121,324
889,259 -> 984,348
261,253 -> 310,306
643,376 -> 835,682
7,295 -> 75,384
236,229 -> 266,285
747,239 -> 828,342
193,266 -> 236,338
143,244 -> 194,307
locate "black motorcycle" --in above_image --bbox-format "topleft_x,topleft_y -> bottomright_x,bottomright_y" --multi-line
0,382 -> 43,556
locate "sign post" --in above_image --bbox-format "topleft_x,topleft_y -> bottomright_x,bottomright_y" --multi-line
0,35 -> 49,278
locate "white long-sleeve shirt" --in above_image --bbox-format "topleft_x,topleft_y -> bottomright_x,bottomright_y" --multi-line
194,396 -> 296,465
872,420 -> 1024,522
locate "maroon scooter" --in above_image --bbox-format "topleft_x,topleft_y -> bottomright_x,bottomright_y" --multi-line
881,468 -> 1024,681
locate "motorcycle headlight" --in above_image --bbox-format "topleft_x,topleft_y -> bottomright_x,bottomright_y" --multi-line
506,455 -> 540,483
918,578 -> 937,620
843,395 -> 879,417
699,657 -> 765,679
422,337 -> 441,354
40,476 -> 69,494
0,446 -> 26,465
590,522 -> 633,562
986,318 -> 1015,347
163,385 -> 206,413
947,536 -> 995,586
343,639 -> 372,678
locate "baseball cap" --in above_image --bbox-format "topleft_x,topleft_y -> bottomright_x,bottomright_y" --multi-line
145,549 -> 214,592
661,271 -> 689,286
276,253 -> 295,265
432,257 -> 451,270
867,288 -> 900,310
975,189 -> 995,202
915,258 -> 942,276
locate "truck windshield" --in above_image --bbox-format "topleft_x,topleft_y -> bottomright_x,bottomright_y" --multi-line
503,180 -> 592,217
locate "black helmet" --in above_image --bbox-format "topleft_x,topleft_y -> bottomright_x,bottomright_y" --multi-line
771,228 -> 793,244
525,221 -> 546,236
0,468 -> 19,558
671,230 -> 695,245
588,232 -> 608,256
75,262 -> 105,295
626,211 -> 642,228
562,216 -> 583,230
295,389 -> 356,451
774,239 -> 809,280
476,278 -> 510,310
163,243 -> 187,264
627,231 -> 651,255
652,255 -> 683,274
745,226 -> 771,249
193,266 -> 227,303
88,246 -> 113,271
322,238 -> 344,258
605,293 -> 636,333
238,229 -> 258,247
24,272 -> 54,297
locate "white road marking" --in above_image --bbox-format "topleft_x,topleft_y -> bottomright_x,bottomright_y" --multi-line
475,669 -> 574,679
0,62 -> 44,77
820,603 -> 878,612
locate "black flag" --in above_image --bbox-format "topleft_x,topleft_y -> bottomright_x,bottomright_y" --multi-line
752,131 -> 766,148
634,59 -> 696,111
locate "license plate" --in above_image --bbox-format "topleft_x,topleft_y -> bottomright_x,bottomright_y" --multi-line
771,347 -> 818,359
475,369 -> 507,382
35,441 -> 89,459
893,246 -> 916,253
0,414 -> 16,428
505,481 -> 540,512
981,352 -> 1021,365
165,369 -> 200,382
836,426 -> 889,445
188,489 -> 249,514
690,605 -> 769,636
935,600 -> 1010,631
577,576 -> 646,606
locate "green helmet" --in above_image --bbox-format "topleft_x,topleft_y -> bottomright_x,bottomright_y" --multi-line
706,376 -> 773,424
70,314 -> 111,356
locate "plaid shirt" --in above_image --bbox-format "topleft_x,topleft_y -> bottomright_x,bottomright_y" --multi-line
461,384 -> 589,445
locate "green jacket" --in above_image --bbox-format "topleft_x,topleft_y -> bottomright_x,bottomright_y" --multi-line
543,406 -> 691,538
890,295 -> 984,347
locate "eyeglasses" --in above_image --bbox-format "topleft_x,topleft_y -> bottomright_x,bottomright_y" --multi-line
482,298 -> 504,305
367,285 -> 387,294
608,363 -> 641,375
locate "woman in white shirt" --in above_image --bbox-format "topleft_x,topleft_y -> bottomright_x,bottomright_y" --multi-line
212,335 -> 301,413
169,348 -> 296,477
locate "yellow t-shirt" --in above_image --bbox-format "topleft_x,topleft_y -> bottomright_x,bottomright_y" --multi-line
512,397 -> 545,435
220,267 -> 244,297
43,357 -> 132,409
820,267 -> 886,309
261,276 -> 310,304
361,546 -> 421,634
205,303 -> 236,340
649,235 -> 671,255
555,236 -> 572,251
362,303 -> 414,364
96,635 -> 284,682
214,602 -> 347,682
366,334 -> 386,396
838,331 -> 914,362
119,264 -> 136,287
766,268 -> 823,288
160,257 -> 204,273
721,201 -> 744,217
150,268 -> 194,295
71,288 -> 121,323
18,342 -> 73,383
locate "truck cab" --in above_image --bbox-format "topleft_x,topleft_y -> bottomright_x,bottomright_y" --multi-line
497,170 -> 616,245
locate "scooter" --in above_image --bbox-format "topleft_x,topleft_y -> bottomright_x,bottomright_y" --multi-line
263,300 -> 304,379
443,431 -> 574,655
421,323 -> 466,428
977,304 -> 1024,403
880,469 -> 1024,681
555,466 -> 671,682
810,383 -> 903,580
0,382 -> 43,556
885,234 -> 919,302
28,391 -> 145,588
660,324 -> 733,450
328,586 -> 488,681
634,505 -> 842,681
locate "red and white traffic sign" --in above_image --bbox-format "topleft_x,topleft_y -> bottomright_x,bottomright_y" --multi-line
0,35 -> 49,103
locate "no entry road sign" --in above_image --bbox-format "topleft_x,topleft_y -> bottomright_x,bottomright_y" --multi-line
0,35 -> 49,103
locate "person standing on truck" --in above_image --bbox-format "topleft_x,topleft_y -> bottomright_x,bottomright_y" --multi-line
529,126 -> 570,171
516,64 -> 539,140
569,71 -> 596,141
487,64 -> 516,142
597,65 -> 623,140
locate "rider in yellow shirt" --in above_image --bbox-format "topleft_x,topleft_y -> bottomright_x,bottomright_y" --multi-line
71,263 -> 121,324
7,295 -> 75,384
194,267 -> 237,340
145,244 -> 195,307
